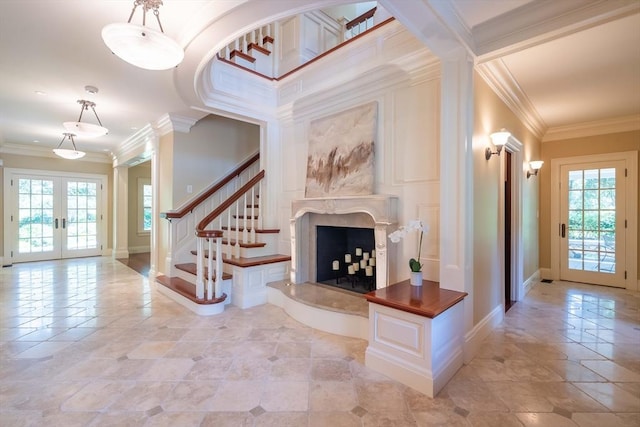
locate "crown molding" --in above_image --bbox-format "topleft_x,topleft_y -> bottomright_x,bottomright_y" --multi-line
154,113 -> 200,135
0,142 -> 111,163
476,59 -> 547,139
425,0 -> 475,55
473,0 -> 640,60
543,114 -> 640,142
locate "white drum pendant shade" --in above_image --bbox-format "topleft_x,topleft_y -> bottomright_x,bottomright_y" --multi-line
102,23 -> 184,71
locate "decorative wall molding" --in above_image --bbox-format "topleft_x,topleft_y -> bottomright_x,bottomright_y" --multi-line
0,142 -> 112,163
476,59 -> 547,139
543,114 -> 640,142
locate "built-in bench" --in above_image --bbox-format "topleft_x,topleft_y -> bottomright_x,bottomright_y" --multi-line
364,279 -> 467,397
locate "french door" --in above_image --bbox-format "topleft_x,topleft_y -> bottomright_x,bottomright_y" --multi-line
559,161 -> 626,287
5,170 -> 106,263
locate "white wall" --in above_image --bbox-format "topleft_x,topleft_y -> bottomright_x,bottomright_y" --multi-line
172,115 -> 260,207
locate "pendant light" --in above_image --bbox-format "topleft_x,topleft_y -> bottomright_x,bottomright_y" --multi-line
102,0 -> 184,71
53,133 -> 86,160
63,99 -> 109,138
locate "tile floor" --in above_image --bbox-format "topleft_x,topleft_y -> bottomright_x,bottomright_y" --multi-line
0,257 -> 638,426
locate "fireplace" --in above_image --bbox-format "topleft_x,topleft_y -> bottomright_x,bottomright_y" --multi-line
290,195 -> 398,291
316,225 -> 376,294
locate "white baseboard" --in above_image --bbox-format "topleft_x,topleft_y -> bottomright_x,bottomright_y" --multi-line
523,269 -> 540,296
112,249 -> 129,259
463,304 -> 504,364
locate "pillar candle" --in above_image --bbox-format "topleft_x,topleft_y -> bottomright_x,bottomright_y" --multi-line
365,266 -> 373,276
371,250 -> 375,258
360,259 -> 366,268
345,254 -> 351,263
347,265 -> 355,275
355,247 -> 362,256
332,260 -> 339,270
363,252 -> 369,260
353,262 -> 360,272
369,258 -> 376,266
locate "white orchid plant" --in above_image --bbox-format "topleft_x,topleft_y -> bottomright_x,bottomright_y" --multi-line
388,220 -> 429,272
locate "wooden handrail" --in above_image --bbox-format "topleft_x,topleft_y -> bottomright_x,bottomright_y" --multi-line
161,152 -> 260,220
217,17 -> 395,81
196,170 -> 265,237
346,7 -> 376,30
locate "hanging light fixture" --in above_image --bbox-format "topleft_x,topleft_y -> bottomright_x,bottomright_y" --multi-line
63,99 -> 109,138
53,133 -> 86,160
102,0 -> 184,71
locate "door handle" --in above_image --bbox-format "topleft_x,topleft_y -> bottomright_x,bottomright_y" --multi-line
561,223 -> 566,238
62,218 -> 66,229
55,218 -> 59,229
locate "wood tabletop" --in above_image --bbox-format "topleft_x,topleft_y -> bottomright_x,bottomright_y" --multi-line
364,279 -> 467,318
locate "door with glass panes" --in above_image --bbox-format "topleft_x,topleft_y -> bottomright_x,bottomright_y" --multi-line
10,173 -> 103,263
559,161 -> 626,287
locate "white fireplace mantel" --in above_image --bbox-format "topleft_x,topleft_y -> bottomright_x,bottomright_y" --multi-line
290,195 -> 398,290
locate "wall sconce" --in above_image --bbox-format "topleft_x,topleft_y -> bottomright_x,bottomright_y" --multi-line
527,160 -> 544,179
485,130 -> 510,160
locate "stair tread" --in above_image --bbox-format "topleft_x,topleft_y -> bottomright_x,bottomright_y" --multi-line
190,251 -> 291,268
220,239 -> 266,248
248,42 -> 271,56
175,263 -> 232,280
156,275 -> 227,305
230,49 -> 255,63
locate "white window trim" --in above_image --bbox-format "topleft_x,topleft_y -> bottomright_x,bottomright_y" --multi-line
138,177 -> 151,235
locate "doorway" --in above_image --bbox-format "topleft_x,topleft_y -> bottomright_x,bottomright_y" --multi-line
4,169 -> 107,263
551,151 -> 637,289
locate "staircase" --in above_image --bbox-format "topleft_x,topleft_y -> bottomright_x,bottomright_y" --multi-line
156,153 -> 291,315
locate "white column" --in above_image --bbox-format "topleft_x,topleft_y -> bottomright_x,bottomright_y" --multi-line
112,165 -> 129,259
439,55 -> 474,337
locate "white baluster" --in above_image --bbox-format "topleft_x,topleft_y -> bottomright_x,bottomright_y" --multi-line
257,181 -> 263,229
226,210 -> 232,257
207,237 -> 214,300
235,200 -> 241,257
215,237 -> 223,299
243,193 -> 248,243
195,237 -> 205,299
250,186 -> 256,242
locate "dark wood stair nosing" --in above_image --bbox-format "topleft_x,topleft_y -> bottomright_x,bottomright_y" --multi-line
156,275 -> 227,305
221,227 -> 280,233
189,251 -> 292,268
248,42 -> 271,56
230,49 -> 255,63
174,263 -> 232,280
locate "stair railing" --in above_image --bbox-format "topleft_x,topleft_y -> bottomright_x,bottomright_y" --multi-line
194,170 -> 265,300
344,7 -> 377,39
161,152 -> 260,278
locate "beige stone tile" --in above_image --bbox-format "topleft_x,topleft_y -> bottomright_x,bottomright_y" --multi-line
200,411 -> 254,427
254,411 -> 310,427
108,381 -> 175,411
571,412 -> 640,427
573,382 -> 640,412
531,382 -> 608,412
516,412 -> 577,426
309,380 -> 358,411
270,357 -> 311,380
444,380 -> 510,412
261,380 -> 309,411
184,357 -> 233,381
485,381 -> 554,412
210,380 -> 263,412
276,341 -> 311,358
540,359 -> 608,382
311,358 -> 352,381
143,411 -> 205,427
161,380 -> 219,411
227,357 -> 271,380
361,410 -> 418,426
355,380 -> 408,413
581,360 -> 640,382
87,411 -> 148,427
139,358 -> 194,381
14,341 -> 73,358
466,412 -> 524,427
61,380 -> 134,411
126,341 -> 175,359
309,412 -> 361,427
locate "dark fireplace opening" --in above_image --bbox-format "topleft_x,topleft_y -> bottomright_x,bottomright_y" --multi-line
316,225 -> 376,294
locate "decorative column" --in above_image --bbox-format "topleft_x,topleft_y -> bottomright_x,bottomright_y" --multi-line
112,165 -> 129,259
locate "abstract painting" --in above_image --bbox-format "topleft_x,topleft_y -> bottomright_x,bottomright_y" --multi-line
305,102 -> 377,197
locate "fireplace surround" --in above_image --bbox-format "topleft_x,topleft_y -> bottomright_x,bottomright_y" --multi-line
290,195 -> 398,290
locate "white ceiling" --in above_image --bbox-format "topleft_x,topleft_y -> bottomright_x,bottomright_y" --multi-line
0,0 -> 638,158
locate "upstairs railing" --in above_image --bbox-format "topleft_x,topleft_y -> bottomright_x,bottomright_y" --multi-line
160,152 -> 261,289
194,171 -> 265,301
343,6 -> 377,39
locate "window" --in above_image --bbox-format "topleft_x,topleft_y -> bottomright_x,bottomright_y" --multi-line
138,178 -> 152,234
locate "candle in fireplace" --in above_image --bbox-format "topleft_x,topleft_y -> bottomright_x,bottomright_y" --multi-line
332,260 -> 339,271
363,252 -> 370,260
365,266 -> 373,276
345,254 -> 352,263
355,247 -> 362,256
348,265 -> 355,275
372,250 -> 375,258
369,257 -> 376,266
353,262 -> 360,272
360,259 -> 366,269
